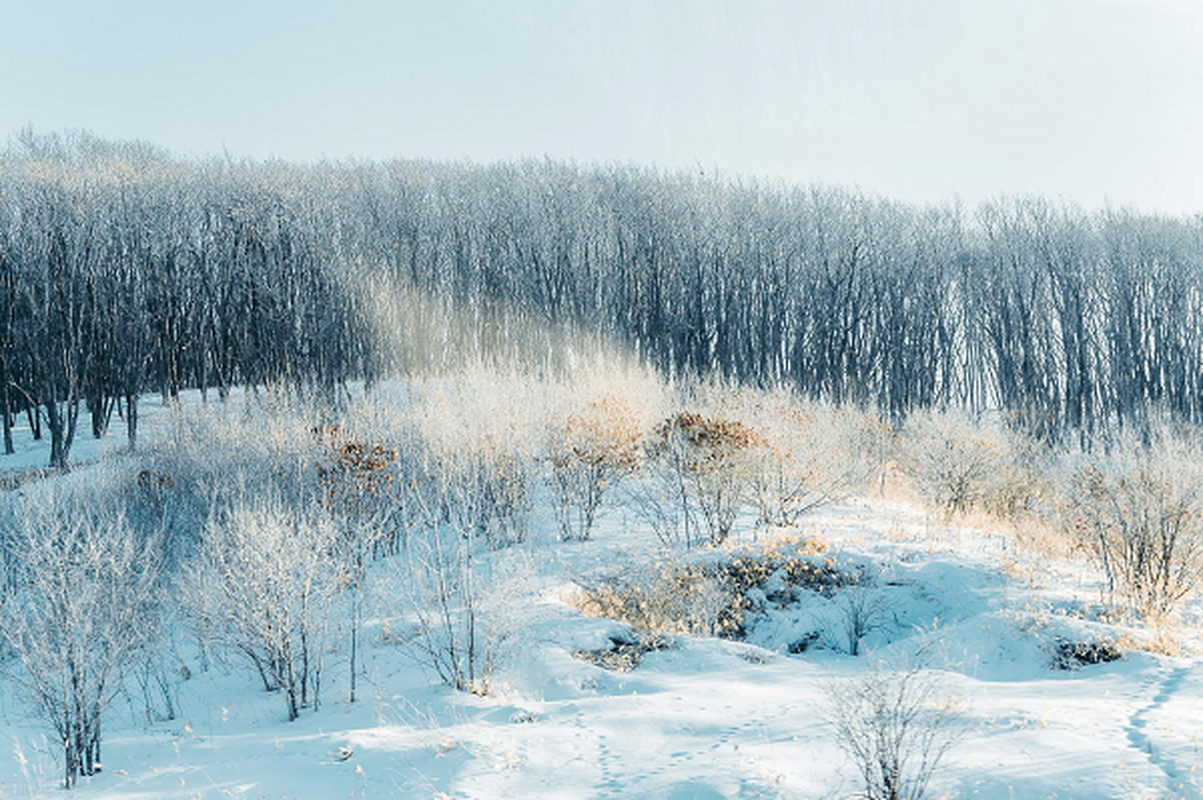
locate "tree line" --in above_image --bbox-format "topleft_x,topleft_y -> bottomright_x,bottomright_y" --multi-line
3,129 -> 1203,466
0,131 -> 374,467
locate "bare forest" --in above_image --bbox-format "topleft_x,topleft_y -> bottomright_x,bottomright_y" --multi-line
5,130 -> 1203,471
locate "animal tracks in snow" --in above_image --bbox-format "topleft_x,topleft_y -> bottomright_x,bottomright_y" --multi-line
1125,666 -> 1198,799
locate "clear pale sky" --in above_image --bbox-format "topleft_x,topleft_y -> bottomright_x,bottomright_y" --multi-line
1,0 -> 1200,215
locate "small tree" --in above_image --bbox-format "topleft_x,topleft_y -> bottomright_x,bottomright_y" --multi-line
317,426 -> 404,703
406,370 -> 538,548
398,444 -> 510,695
0,487 -> 162,789
826,586 -> 891,657
422,444 -> 531,550
743,400 -> 875,529
903,411 -> 1003,517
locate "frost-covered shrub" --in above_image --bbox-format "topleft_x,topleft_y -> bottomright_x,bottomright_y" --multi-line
0,482 -> 162,788
631,387 -> 881,548
395,450 -> 514,695
826,663 -> 963,800
390,413 -> 542,694
1061,429 -> 1203,621
644,411 -> 765,547
980,433 -> 1053,522
160,396 -> 326,497
571,534 -> 843,641
903,410 -> 998,515
395,521 -> 504,695
315,422 -> 410,703
317,426 -> 405,558
408,373 -> 541,548
413,443 -> 532,549
732,392 -> 877,528
186,494 -> 338,721
903,410 -> 1045,519
573,562 -> 741,639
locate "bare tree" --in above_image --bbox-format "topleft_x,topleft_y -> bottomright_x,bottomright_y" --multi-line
397,443 -> 513,695
317,425 -> 404,703
903,410 -> 1002,517
824,586 -> 891,657
0,245 -> 16,456
544,395 -> 643,541
648,411 -> 763,546
4,128 -> 1203,452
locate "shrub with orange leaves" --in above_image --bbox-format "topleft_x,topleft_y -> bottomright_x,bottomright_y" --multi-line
544,395 -> 644,541
646,411 -> 765,546
316,428 -> 403,559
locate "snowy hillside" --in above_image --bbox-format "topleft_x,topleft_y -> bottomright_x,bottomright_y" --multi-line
1,389 -> 1201,799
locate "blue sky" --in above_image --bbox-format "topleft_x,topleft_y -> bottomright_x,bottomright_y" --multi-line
2,0 -> 1200,214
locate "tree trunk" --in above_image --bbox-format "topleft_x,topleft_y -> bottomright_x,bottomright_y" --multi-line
1,380 -> 11,455
47,400 -> 67,471
46,397 -> 81,471
125,393 -> 138,451
64,737 -> 75,790
349,590 -> 359,704
26,403 -> 40,441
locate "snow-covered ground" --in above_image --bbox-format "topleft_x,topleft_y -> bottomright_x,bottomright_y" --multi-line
2,395 -> 1202,799
0,391 -> 219,478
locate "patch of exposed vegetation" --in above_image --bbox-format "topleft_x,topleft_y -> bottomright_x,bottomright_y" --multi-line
1049,637 -> 1123,670
572,634 -> 672,672
569,534 -> 865,645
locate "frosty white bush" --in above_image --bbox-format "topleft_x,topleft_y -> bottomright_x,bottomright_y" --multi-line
732,391 -> 877,528
0,484 -> 162,788
395,438 -> 522,695
1062,429 -> 1203,621
630,386 -> 879,548
646,411 -> 765,547
903,410 -> 996,515
395,524 -> 506,695
418,443 -> 532,548
408,372 -> 540,548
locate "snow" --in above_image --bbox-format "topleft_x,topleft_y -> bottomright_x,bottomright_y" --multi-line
2,393 -> 1202,798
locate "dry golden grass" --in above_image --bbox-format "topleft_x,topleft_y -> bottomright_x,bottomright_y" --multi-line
1116,628 -> 1185,658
